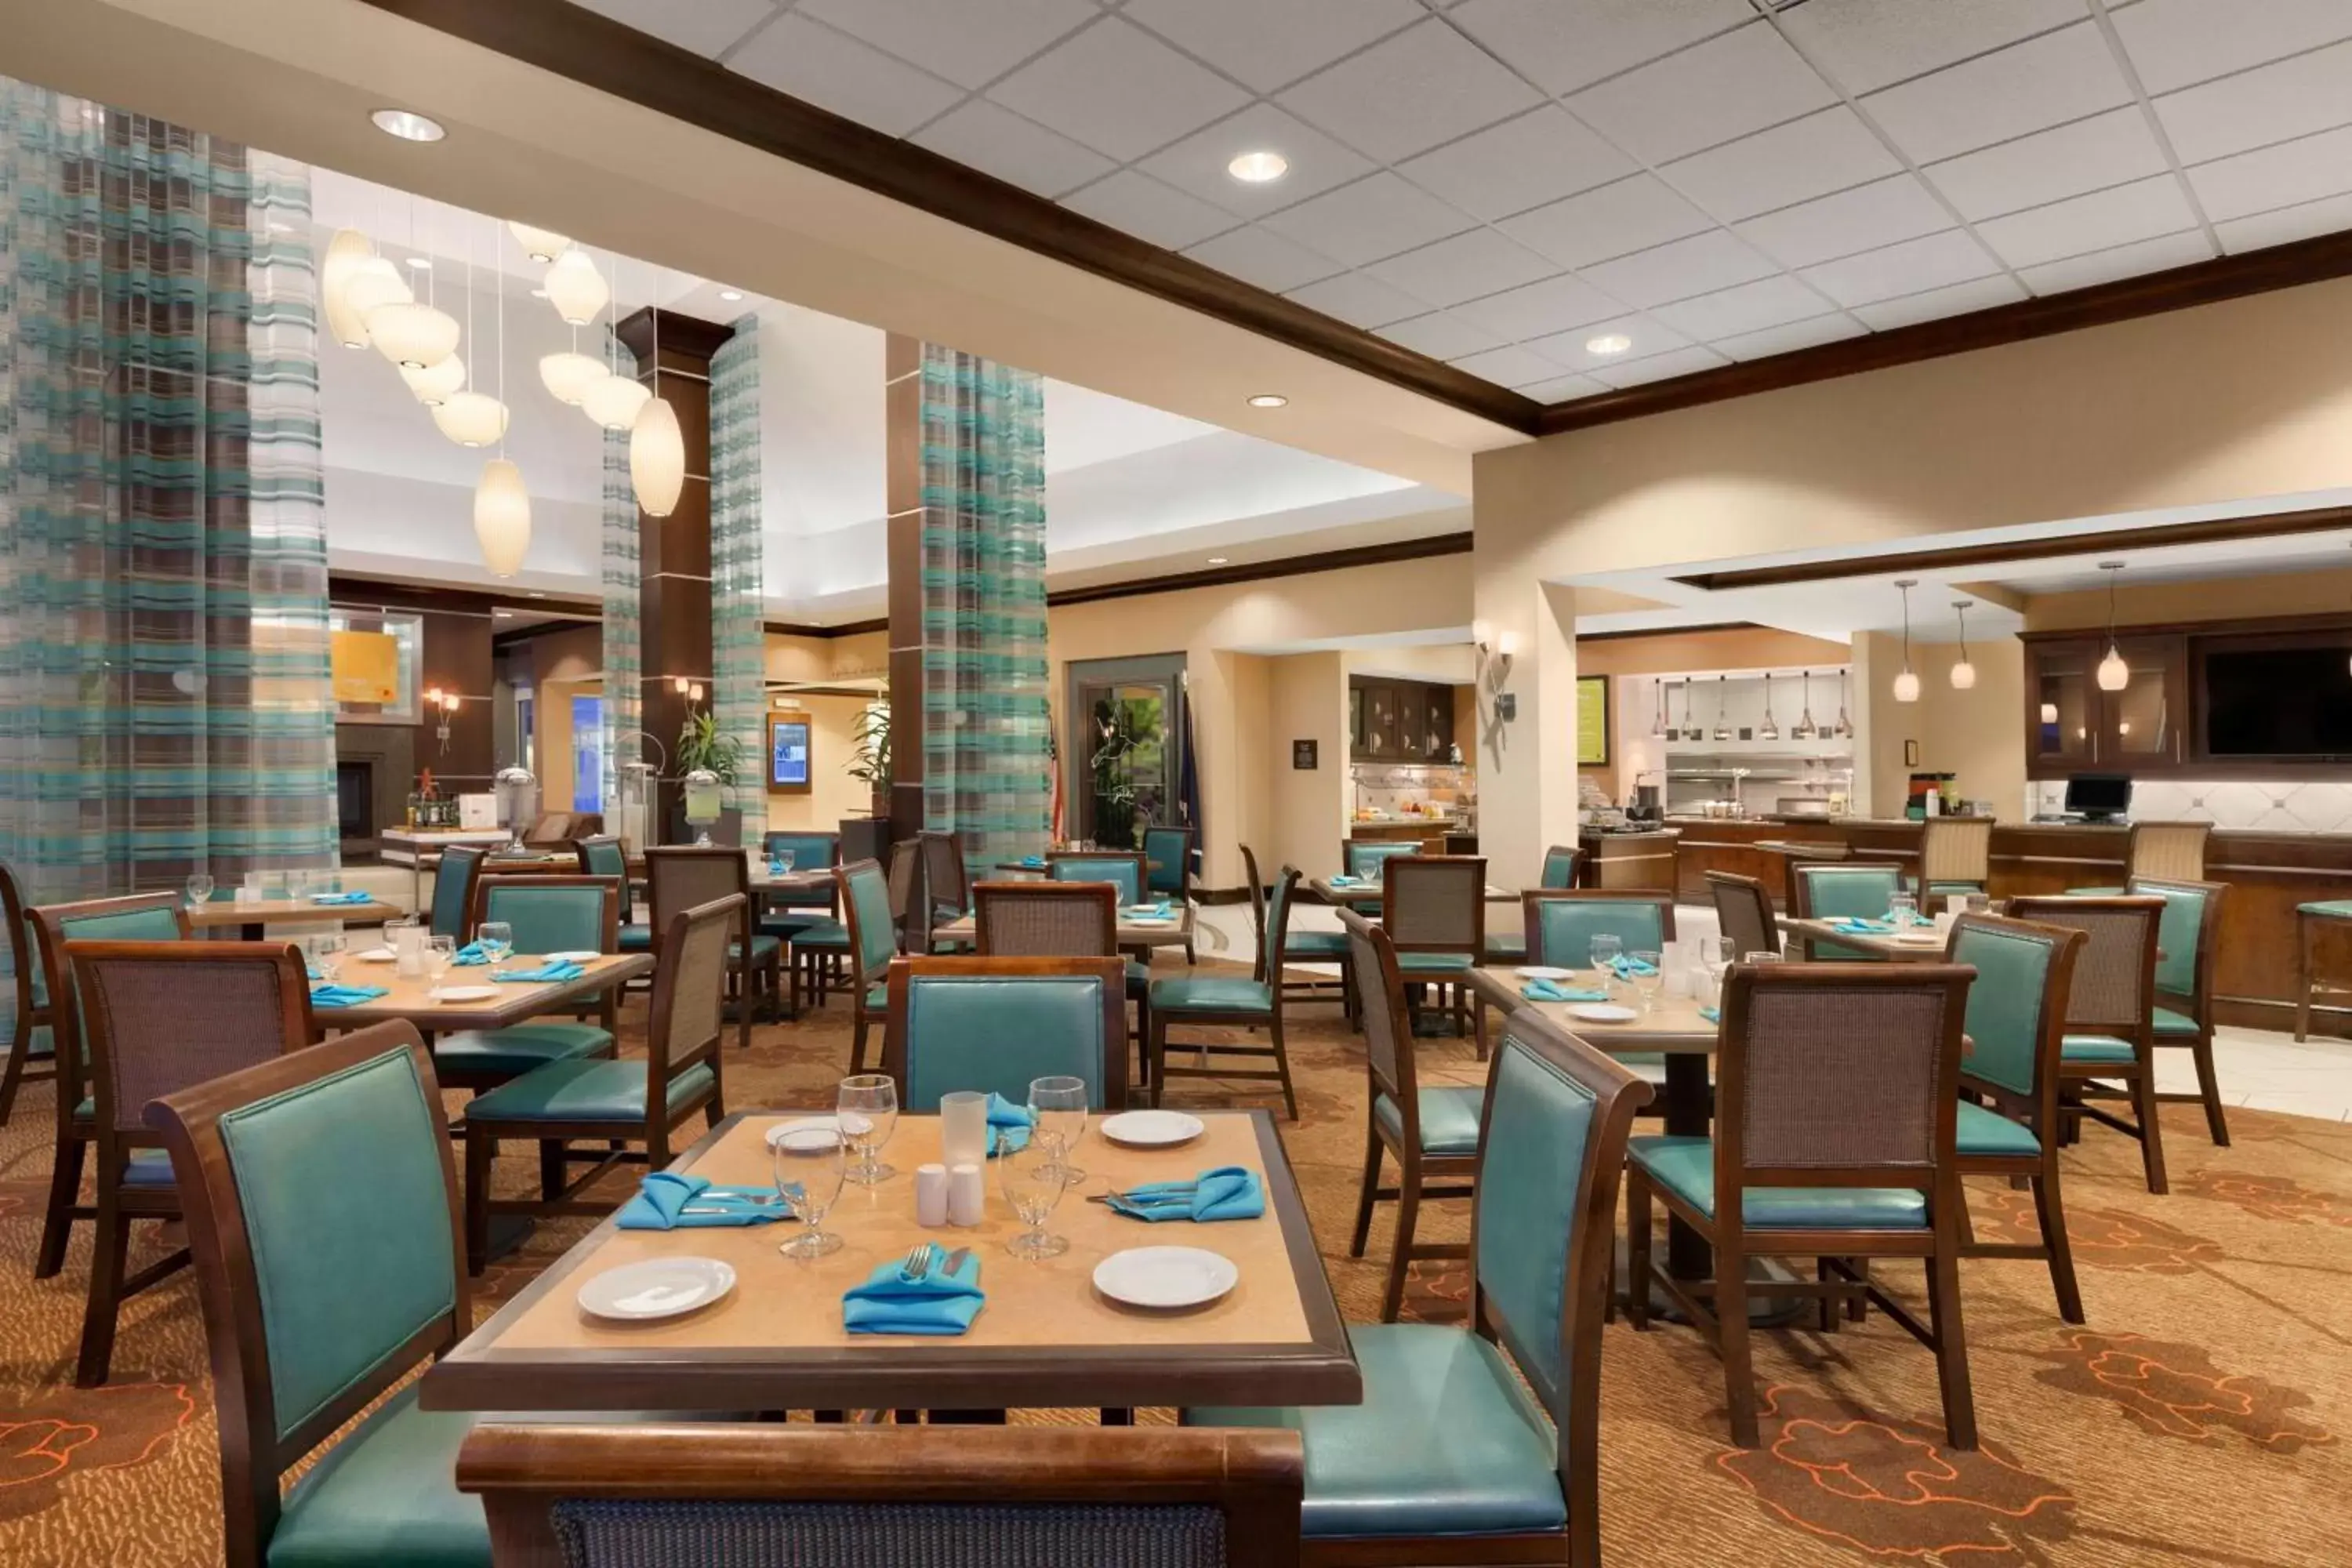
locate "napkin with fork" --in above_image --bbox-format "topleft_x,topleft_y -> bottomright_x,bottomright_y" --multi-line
1523,978 -> 1607,1003
618,1171 -> 793,1230
1102,1165 -> 1264,1222
843,1243 -> 985,1335
308,984 -> 390,1009
494,959 -> 586,983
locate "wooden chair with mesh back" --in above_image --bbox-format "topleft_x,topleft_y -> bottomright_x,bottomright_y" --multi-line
921,829 -> 975,941
2132,876 -> 2230,1145
1381,855 -> 1488,1054
1707,871 -> 1781,960
458,1424 -> 1304,1568
885,836 -> 920,955
28,892 -> 191,1283
1917,816 -> 1993,898
1241,844 -> 1352,1014
460,895 -> 737,1274
645,846 -> 779,1048
1626,960 -> 1980,1450
2130,821 -> 2211,883
64,939 -> 313,1385
1482,844 -> 1581,963
972,878 -> 1146,1057
2006,895 -> 2168,1194
0,856 -> 57,1127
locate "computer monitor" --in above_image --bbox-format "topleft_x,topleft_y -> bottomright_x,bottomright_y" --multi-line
2063,773 -> 2132,822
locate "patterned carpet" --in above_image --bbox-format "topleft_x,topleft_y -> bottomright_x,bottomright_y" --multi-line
2,960 -> 2350,1567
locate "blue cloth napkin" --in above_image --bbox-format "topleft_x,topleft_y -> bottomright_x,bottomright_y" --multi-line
1606,954 -> 1658,978
309,984 -> 389,1009
617,1171 -> 793,1230
1020,855 -> 1046,869
452,942 -> 492,966
1523,978 -> 1608,1003
1700,1005 -> 1721,1024
495,959 -> 586,983
1328,873 -> 1359,887
987,1092 -> 1034,1157
309,890 -> 373,906
843,1243 -> 985,1335
1828,916 -> 1896,934
1105,1165 -> 1265,1223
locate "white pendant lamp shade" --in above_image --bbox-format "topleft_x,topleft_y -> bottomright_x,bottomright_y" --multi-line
579,372 -> 650,430
544,249 -> 609,326
507,222 -> 570,263
2097,646 -> 2130,691
473,459 -> 532,576
539,350 -> 608,405
367,299 -> 461,369
321,230 -> 376,349
630,396 -> 685,517
2040,702 -> 2060,724
1893,668 -> 1921,704
340,255 -> 412,338
432,390 -> 509,448
401,354 -> 466,406
1949,658 -> 1977,690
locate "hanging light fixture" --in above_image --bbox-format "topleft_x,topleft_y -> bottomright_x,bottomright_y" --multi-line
321,229 -> 377,348
433,390 -> 507,446
1759,671 -> 1780,740
507,221 -> 570,262
401,354 -> 465,405
1711,674 -> 1733,740
1949,601 -> 1977,690
474,458 -> 531,575
341,253 -> 412,336
630,280 -> 684,517
539,347 -> 606,405
367,297 -> 461,368
545,248 -> 608,325
1892,579 -> 1921,703
1792,670 -> 1819,740
2096,561 -> 2130,691
1651,679 -> 1668,740
580,372 -> 649,430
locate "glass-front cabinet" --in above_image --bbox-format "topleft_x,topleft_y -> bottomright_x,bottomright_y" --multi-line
2022,633 -> 2187,777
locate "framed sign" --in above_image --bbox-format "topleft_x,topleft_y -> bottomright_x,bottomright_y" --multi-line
1292,739 -> 1318,770
768,712 -> 812,794
1575,676 -> 1610,768
326,608 -> 424,723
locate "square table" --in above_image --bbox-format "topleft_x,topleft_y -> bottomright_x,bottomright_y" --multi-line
934,907 -> 1193,950
1782,917 -> 1952,961
185,895 -> 402,942
308,952 -> 653,1033
421,1109 -> 1359,1414
1308,876 -> 1510,907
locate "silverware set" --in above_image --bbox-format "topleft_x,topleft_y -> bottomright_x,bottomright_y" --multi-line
901,1242 -> 971,1280
1087,1184 -> 1196,1207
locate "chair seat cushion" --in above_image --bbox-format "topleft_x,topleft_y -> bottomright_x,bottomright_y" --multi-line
16,1023 -> 55,1061
866,983 -> 889,1011
122,1149 -> 175,1189
1954,1100 -> 2040,1157
790,921 -> 850,950
466,1060 -> 714,1126
1628,1134 -> 1928,1229
1283,930 -> 1350,959
2151,1006 -> 2201,1039
1149,976 -> 1274,1014
1373,1087 -> 1484,1156
2062,1033 -> 2140,1065
2067,886 -> 2125,897
435,1022 -> 615,1078
1396,952 -> 1475,975
1483,934 -> 1527,960
1189,1323 -> 1563,1540
731,935 -> 782,963
2299,898 -> 2352,919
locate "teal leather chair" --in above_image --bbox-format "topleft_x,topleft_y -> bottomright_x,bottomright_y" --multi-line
0,856 -> 56,1127
757,830 -> 840,942
648,846 -> 781,1050
837,858 -> 903,1076
1483,844 -> 1581,963
1191,1006 -> 1650,1564
1519,891 -> 1675,1089
428,877 -> 622,1094
1242,846 -> 1349,1015
784,839 -> 891,1014
1142,824 -> 1197,964
1949,914 -> 2088,1323
572,834 -> 649,953
2008,894 -> 2169,1196
1047,850 -> 1148,907
884,956 -> 1128,1112
1150,867 -> 1301,1120
1789,861 -> 1907,960
430,844 -> 486,942
2134,876 -> 2230,1147
1626,960 -> 1980,1450
1339,840 -> 1417,916
29,891 -> 190,1283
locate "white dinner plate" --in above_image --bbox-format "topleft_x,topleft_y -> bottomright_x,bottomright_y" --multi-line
1097,1109 -> 1205,1149
354,947 -> 397,963
1515,965 -> 1572,980
1892,932 -> 1944,946
765,1116 -> 861,1152
546,949 -> 601,964
1093,1246 -> 1237,1311
1569,1003 -> 1639,1024
432,985 -> 499,1003
577,1257 -> 736,1322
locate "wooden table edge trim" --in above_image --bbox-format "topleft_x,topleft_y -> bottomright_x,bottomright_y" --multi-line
317,953 -> 655,1031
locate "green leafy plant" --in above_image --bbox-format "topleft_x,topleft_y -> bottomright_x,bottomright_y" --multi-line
675,708 -> 744,784
847,701 -> 891,786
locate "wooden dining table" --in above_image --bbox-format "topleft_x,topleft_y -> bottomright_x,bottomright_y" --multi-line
934,907 -> 1195,950
1780,917 -> 1955,961
421,1109 -> 1359,1414
1308,876 -> 1512,906
307,951 -> 654,1033
185,895 -> 403,942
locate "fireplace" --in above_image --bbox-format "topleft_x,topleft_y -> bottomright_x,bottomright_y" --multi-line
332,725 -> 416,863
336,760 -> 373,844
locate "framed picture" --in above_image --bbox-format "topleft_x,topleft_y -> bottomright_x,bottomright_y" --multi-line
768,711 -> 812,794
1575,675 -> 1610,768
326,608 -> 424,724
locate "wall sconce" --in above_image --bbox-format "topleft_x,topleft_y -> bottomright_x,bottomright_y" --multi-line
673,675 -> 707,706
423,687 -> 460,754
1474,624 -> 1518,759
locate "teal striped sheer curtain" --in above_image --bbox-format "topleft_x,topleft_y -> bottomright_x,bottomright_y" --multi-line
597,328 -> 643,848
0,82 -> 335,922
917,346 -> 1051,870
710,314 -> 764,847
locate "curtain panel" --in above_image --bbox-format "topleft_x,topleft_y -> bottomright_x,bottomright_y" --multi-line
710,314 -> 764,846
597,329 -> 644,848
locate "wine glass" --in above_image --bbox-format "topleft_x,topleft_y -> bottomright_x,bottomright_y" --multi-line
1698,935 -> 1733,1009
426,935 -> 456,996
1630,950 -> 1664,1014
477,920 -> 514,973
1888,892 -> 1919,927
1028,1075 -> 1090,1187
772,1121 -> 848,1258
308,934 -> 347,986
1588,933 -> 1623,998
837,1073 -> 898,1185
185,873 -> 214,909
998,1127 -> 1069,1260
773,848 -> 796,876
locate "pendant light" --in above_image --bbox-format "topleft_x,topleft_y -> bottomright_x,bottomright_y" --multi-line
2096,561 -> 2130,691
1651,679 -> 1668,740
1758,672 -> 1780,740
341,252 -> 411,332
630,272 -> 685,517
433,222 -> 504,446
368,297 -> 461,368
580,371 -> 650,430
474,217 -> 532,577
1792,670 -> 1819,739
1711,674 -> 1733,740
1835,668 -> 1853,738
1681,680 -> 1700,741
401,354 -> 465,405
321,229 -> 377,349
539,344 -> 607,405
1948,601 -> 1978,689
507,221 -> 569,262
1892,579 -> 1921,703
545,248 -> 609,326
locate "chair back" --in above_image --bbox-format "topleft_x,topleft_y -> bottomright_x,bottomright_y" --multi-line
1789,861 -> 1906,921
2129,821 -> 2210,884
1240,844 -> 1267,980
1046,851 -> 1148,906
645,896 -> 739,1126
1142,825 -> 1194,898
1339,909 -> 1414,1108
456,1423 -> 1304,1568
572,835 -> 633,923
474,876 -> 622,955
1706,872 -> 1779,960
1538,844 -> 1583,890
1521,890 -> 1673,968
974,880 -> 1117,956
1341,840 -> 1418,880
1715,961 -> 1971,1203
1468,1009 -> 1650,1557
1261,866 -> 1303,982
885,838 -> 921,949
2129,875 -> 2225,1014
1918,817 -> 1992,887
836,858 -> 901,983
761,832 -> 842,911
1380,855 -> 1485,956
147,1023 -> 465,1568
920,829 -> 972,920
1947,915 -> 2082,1124
646,846 -> 754,963
884,956 -> 1127,1111
430,845 -> 486,939
1,855 -> 43,1036
31,891 -> 191,1103
2005,895 -> 2164,1040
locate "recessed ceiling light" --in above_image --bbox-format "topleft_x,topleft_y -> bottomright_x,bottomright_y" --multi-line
718,289 -> 743,302
369,108 -> 445,143
1207,556 -> 1230,565
405,256 -> 432,270
1228,151 -> 1288,184
1246,393 -> 1287,408
1584,332 -> 1632,356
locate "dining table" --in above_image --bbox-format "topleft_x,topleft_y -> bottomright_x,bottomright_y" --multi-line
1780,916 -> 1955,961
420,1108 -> 1359,1415
307,950 -> 654,1033
1308,876 -> 1512,906
185,894 -> 403,942
933,906 -> 1194,950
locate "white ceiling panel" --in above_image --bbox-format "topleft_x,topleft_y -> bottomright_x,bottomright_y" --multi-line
796,0 -> 1096,92
1362,228 -> 1558,309
2215,191 -> 2352,254
1261,172 -> 1478,267
1973,174 -> 2201,270
1453,273 -> 1625,341
911,100 -> 1113,198
1581,229 -> 1779,309
1182,224 -> 1346,293
572,0 -> 774,57
1779,0 -> 2090,96
1860,22 -> 2132,165
1587,343 -> 1731,388
1737,175 -> 1955,270
1523,314 -> 1693,372
1276,19 -> 1541,163
1374,311 -> 1508,361
1448,344 -> 1575,390
1661,107 -> 1904,224
1059,169 -> 1240,249
2016,228 -> 2215,295
1921,107 -> 2172,223
1498,175 -> 1714,270
1449,0 -> 1753,96
2152,38 -> 2352,165
1651,274 -> 1835,340
1798,228 -> 2005,308
1848,272 -> 2028,330
1709,311 -> 1867,362
1122,0 -> 1424,96
1138,103 -> 1374,218
1283,270 -> 1432,330
2112,0 -> 2352,96
728,14 -> 963,136
1395,107 -> 1634,223
1515,372 -> 1613,403
988,17 -> 1251,162
1567,24 -> 1838,166
2183,122 -> 2352,224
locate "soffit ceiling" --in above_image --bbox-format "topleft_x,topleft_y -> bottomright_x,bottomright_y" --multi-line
567,0 -> 2352,401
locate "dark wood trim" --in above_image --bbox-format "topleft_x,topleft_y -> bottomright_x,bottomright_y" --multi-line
2017,606 -> 2352,645
1051,532 -> 1472,608
1541,230 -> 2352,434
329,574 -> 601,619
614,307 -> 736,367
764,617 -> 890,640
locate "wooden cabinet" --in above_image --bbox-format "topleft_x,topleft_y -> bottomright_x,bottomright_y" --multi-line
1359,681 -> 1399,760
1350,677 -> 1460,762
2023,632 -> 2188,778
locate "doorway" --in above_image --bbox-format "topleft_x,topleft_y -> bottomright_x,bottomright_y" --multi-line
1065,653 -> 1187,849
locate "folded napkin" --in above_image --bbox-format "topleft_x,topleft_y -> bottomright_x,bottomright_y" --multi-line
309,890 -> 373,906
494,959 -> 586,983
617,1171 -> 793,1230
1106,1165 -> 1265,1223
842,1243 -> 985,1335
1828,916 -> 1896,934
1523,978 -> 1608,1003
308,984 -> 389,1009
1020,855 -> 1046,869
987,1091 -> 1034,1157
452,941 -> 492,967
1700,1005 -> 1721,1024
1606,954 -> 1658,978
1328,873 -> 1359,887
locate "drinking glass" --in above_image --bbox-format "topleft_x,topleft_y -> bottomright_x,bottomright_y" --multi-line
185,873 -> 214,908
1743,951 -> 1784,965
477,920 -> 514,973
1965,892 -> 1992,916
1630,950 -> 1664,1014
774,848 -> 796,875
425,935 -> 456,994
1888,892 -> 1919,927
308,934 -> 347,986
837,1073 -> 898,1185
1700,935 -> 1734,1005
1028,1075 -> 1090,1187
998,1127 -> 1069,1259
772,1122 -> 848,1258
1588,933 -> 1623,997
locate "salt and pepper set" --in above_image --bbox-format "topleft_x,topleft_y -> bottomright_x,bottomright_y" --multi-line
915,1091 -> 992,1229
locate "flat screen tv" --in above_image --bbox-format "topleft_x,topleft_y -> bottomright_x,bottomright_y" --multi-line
2203,644 -> 2352,757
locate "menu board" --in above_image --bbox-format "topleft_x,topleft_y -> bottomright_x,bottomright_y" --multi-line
768,714 -> 811,793
1576,676 -> 1610,767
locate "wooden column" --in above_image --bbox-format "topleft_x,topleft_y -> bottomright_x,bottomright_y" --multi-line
615,308 -> 733,836
884,332 -> 927,840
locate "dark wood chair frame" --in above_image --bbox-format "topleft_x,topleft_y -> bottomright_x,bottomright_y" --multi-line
882,954 -> 1131,1113
1626,961 -> 1981,1451
921,829 -> 975,939
1149,867 -> 1302,1122
1045,849 -> 1151,916
645,846 -> 781,1049
1381,854 -> 1489,1054
971,879 -> 1148,1055
1142,822 -> 1200,966
1241,844 -> 1349,1018
148,1023 -> 467,1568
466,873 -> 625,1042
2009,894 -> 2169,1196
1786,860 -> 1912,958
2132,875 -> 2231,1147
1706,869 -> 1782,960
0,857 -> 57,1126
836,858 -> 898,1076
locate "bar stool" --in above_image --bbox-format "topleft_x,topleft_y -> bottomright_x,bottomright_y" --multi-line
2294,899 -> 2352,1041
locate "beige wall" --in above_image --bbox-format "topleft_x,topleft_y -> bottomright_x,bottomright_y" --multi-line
1859,633 -> 2028,822
1267,653 -> 1348,883
758,694 -> 875,835
2022,563 -> 2352,633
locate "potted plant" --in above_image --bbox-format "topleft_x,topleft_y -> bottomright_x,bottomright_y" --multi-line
847,700 -> 891,820
673,709 -> 745,844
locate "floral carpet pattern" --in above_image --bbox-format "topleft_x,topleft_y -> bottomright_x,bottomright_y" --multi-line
1,965 -> 2349,1566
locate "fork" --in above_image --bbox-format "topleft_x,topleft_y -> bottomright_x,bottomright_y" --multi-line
902,1242 -> 935,1282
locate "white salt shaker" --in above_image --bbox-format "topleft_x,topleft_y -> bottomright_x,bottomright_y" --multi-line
947,1163 -> 985,1226
914,1163 -> 949,1227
